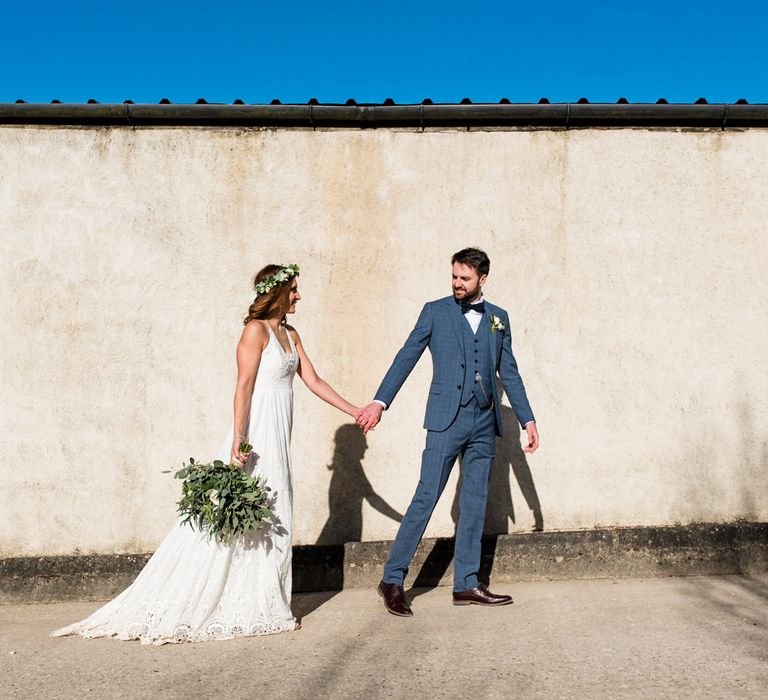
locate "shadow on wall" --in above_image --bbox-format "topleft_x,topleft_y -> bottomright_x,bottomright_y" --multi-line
315,424 -> 403,545
412,402 -> 543,590
294,424 -> 402,607
481,402 -> 544,534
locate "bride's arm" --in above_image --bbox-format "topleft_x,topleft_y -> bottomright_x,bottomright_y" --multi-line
231,321 -> 269,462
289,327 -> 360,418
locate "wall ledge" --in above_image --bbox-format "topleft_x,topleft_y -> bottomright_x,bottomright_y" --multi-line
2,522 -> 766,604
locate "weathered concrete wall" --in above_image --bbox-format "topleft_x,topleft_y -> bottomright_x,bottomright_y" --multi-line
1,125 -> 767,557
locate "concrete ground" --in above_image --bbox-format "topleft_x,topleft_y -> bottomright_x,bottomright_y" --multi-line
1,575 -> 766,700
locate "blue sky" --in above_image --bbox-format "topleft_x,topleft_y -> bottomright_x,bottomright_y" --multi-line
2,0 -> 766,104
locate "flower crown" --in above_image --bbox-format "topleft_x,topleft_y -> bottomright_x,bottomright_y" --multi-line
254,263 -> 300,296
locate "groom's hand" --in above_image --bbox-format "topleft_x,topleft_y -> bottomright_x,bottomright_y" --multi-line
357,402 -> 383,434
523,421 -> 539,453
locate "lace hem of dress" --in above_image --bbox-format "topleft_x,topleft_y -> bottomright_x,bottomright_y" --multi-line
53,616 -> 298,646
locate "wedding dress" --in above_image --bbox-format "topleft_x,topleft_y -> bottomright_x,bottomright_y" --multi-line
52,326 -> 299,644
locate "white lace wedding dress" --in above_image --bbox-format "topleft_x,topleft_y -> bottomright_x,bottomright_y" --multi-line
52,326 -> 299,644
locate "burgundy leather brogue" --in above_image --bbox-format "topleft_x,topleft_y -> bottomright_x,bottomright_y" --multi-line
452,583 -> 513,606
377,580 -> 413,617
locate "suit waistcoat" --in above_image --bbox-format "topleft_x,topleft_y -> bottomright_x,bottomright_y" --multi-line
459,314 -> 494,408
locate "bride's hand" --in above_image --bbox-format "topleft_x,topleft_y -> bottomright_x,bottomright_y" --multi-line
230,440 -> 248,467
353,407 -> 374,430
356,402 -> 383,434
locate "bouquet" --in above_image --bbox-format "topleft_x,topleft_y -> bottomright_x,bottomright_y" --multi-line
168,442 -> 275,545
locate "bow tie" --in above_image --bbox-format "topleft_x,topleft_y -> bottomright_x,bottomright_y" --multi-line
457,299 -> 485,315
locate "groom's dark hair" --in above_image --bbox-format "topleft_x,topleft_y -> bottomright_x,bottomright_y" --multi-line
451,247 -> 490,277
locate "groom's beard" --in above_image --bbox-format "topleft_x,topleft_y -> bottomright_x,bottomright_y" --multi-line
453,284 -> 481,301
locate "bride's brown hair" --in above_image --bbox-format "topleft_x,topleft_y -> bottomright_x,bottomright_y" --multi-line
243,265 -> 293,325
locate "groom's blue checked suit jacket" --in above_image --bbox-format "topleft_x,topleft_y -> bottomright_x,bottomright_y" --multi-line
374,296 -> 535,437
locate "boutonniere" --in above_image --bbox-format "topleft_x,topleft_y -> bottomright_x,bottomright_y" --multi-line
489,315 -> 505,334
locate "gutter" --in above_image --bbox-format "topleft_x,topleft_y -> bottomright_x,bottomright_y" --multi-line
1,102 -> 767,128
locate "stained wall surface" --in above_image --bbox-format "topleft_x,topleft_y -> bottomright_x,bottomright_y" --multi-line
1,125 -> 766,556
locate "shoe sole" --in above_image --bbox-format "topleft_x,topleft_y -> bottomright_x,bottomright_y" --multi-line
452,598 -> 514,606
377,586 -> 413,617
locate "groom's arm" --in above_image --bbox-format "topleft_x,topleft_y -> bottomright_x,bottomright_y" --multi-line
357,303 -> 433,432
375,303 -> 433,406
498,317 -> 539,452
497,310 -> 536,429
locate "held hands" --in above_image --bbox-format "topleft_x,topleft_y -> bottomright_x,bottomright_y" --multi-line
356,402 -> 383,434
523,422 -> 539,453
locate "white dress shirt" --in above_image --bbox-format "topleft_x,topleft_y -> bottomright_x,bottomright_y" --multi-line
463,295 -> 485,334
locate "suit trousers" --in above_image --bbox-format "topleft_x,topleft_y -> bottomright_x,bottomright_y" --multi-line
382,398 -> 497,591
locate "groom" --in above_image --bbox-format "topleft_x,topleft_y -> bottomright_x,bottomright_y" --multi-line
357,248 -> 539,616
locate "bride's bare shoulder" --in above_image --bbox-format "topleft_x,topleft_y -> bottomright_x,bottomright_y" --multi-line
240,319 -> 270,348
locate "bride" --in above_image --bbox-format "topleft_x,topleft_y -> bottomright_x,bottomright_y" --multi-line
52,263 -> 361,644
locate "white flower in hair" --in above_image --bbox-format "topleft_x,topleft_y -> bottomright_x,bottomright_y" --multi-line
254,263 -> 300,296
